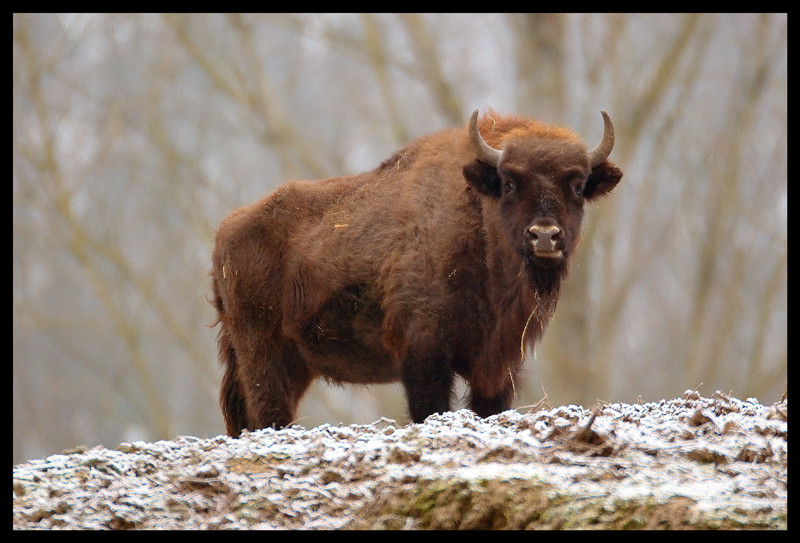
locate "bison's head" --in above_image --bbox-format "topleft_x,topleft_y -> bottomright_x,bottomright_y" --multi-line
463,109 -> 623,288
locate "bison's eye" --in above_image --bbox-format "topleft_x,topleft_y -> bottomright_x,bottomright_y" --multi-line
504,181 -> 515,194
565,171 -> 585,200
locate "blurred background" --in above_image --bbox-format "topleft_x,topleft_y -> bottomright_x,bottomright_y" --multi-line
13,13 -> 786,464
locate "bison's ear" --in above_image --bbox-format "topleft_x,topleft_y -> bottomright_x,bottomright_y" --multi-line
583,161 -> 623,201
463,160 -> 502,197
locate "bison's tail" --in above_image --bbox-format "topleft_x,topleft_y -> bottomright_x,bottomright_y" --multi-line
213,279 -> 249,437
218,327 -> 248,436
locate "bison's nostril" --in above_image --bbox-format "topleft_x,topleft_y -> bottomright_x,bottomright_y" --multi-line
529,224 -> 562,251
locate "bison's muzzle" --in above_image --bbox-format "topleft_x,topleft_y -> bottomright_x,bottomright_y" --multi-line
528,222 -> 564,258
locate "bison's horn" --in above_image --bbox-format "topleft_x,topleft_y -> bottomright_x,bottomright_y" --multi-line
469,109 -> 503,168
588,110 -> 615,169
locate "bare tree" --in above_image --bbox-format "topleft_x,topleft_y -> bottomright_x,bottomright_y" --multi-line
14,13 -> 786,464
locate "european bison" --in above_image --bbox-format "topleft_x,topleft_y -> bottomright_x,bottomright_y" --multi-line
212,109 -> 623,435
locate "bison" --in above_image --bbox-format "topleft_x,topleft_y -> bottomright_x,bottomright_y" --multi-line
211,108 -> 623,436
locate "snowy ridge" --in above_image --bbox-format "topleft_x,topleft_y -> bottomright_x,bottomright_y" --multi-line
13,392 -> 786,529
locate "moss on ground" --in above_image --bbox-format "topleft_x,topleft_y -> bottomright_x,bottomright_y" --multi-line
348,477 -> 786,530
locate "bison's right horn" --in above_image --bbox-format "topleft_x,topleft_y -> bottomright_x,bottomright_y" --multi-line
588,110 -> 615,169
469,109 -> 503,168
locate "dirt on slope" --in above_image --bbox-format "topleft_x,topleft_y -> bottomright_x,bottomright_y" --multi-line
13,391 -> 787,530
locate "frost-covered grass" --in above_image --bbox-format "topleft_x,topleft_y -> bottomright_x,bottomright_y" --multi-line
13,392 -> 786,529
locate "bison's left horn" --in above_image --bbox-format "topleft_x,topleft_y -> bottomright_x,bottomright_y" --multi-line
469,109 -> 503,168
588,110 -> 615,169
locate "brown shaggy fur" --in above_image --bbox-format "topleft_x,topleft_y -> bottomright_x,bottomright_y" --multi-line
212,111 -> 622,435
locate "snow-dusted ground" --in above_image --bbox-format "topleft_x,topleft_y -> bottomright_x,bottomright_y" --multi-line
13,391 -> 786,529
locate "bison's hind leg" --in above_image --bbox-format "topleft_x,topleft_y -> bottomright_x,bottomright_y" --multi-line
236,341 -> 314,431
218,318 -> 313,434
401,351 -> 455,423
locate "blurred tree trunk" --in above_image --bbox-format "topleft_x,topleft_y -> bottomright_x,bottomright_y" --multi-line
398,14 -> 463,125
511,13 -> 566,122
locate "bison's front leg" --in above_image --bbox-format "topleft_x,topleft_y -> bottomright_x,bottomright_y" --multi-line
469,386 -> 514,418
401,351 -> 454,423
468,370 -> 515,418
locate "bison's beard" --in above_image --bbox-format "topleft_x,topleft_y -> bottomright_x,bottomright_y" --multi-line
523,251 -> 569,296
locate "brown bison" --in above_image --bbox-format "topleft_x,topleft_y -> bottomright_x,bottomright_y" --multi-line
212,109 -> 623,436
